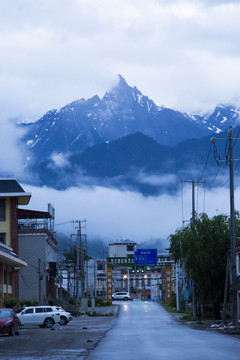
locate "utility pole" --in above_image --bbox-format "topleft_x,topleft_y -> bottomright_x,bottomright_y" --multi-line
181,179 -> 205,319
176,260 -> 179,312
191,180 -> 197,320
211,126 -> 238,326
71,220 -> 87,304
38,258 -> 42,305
80,222 -> 85,299
59,251 -> 63,303
71,221 -> 80,308
228,127 -> 238,327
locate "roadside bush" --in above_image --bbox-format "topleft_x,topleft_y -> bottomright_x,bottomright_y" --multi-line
95,297 -> 111,307
19,299 -> 38,307
68,298 -> 75,305
3,298 -> 19,309
71,310 -> 81,317
170,294 -> 176,308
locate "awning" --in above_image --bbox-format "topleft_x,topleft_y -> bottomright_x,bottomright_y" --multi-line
0,250 -> 27,267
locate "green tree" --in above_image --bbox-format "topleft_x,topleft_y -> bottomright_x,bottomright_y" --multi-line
169,213 -> 231,318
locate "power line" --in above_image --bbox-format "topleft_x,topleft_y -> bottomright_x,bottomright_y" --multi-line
198,142 -> 213,182
210,126 -> 238,326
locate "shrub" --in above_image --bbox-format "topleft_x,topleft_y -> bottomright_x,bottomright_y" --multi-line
95,297 -> 111,307
20,299 -> 38,307
3,298 -> 19,309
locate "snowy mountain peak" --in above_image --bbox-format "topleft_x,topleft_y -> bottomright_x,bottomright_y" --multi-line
19,76 -> 240,169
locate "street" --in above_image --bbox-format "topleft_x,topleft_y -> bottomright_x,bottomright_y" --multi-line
87,301 -> 240,360
0,302 -> 239,359
0,310 -> 117,360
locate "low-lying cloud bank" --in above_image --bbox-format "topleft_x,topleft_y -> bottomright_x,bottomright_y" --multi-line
21,182 -> 237,248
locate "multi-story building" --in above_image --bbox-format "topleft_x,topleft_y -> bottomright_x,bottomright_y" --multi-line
109,241 -> 136,258
87,259 -> 107,298
0,179 -> 31,301
108,241 -> 167,300
18,204 -> 58,304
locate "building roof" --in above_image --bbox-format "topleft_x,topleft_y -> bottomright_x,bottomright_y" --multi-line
0,179 -> 25,193
0,179 -> 31,205
17,209 -> 52,219
109,242 -> 137,246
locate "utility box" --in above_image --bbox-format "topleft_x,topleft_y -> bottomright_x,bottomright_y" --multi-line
80,298 -> 88,312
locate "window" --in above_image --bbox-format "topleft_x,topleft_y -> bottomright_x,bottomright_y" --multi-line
97,263 -> 105,271
35,308 -> 44,313
127,245 -> 134,251
25,308 -> 34,314
0,199 -> 6,221
0,233 -> 6,244
45,308 -> 53,312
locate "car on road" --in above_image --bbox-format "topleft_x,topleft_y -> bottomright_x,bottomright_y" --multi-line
0,308 -> 20,336
112,292 -> 132,301
51,306 -> 73,325
17,306 -> 61,328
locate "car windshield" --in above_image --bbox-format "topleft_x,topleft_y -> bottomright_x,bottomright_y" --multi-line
0,310 -> 11,318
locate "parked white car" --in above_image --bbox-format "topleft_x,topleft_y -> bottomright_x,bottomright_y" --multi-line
17,306 -> 61,328
51,306 -> 73,325
112,292 -> 132,301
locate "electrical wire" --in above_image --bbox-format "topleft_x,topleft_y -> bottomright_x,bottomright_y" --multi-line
208,163 -> 222,186
203,181 -> 206,213
233,126 -> 240,149
196,181 -> 199,215
198,142 -> 213,182
181,180 -> 184,224
55,220 -> 75,227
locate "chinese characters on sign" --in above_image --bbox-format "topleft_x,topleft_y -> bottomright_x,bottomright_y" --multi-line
134,249 -> 157,265
107,257 -> 135,266
106,267 -> 112,304
107,256 -> 172,268
165,266 -> 172,305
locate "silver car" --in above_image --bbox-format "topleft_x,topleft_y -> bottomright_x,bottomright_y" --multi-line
17,306 -> 61,328
51,306 -> 73,325
112,292 -> 132,301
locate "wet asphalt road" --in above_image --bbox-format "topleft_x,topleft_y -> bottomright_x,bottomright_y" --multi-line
1,303 -> 240,360
87,301 -> 240,360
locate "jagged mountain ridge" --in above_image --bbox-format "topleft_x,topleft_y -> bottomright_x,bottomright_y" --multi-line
20,75 -> 240,167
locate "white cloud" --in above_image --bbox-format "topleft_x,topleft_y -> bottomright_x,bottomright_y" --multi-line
0,120 -> 27,177
50,152 -> 70,168
1,0 -> 240,120
137,173 -> 178,186
20,182 -> 239,247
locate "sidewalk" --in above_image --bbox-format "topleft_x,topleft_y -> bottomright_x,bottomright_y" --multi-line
86,304 -> 120,316
169,311 -> 240,337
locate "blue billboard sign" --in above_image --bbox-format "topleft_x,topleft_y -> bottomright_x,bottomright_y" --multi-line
134,249 -> 157,265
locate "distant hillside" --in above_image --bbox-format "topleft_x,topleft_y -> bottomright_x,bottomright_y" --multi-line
32,127 -> 236,195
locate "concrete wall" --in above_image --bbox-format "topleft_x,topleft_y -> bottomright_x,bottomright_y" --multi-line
18,233 -> 45,302
18,233 -> 57,303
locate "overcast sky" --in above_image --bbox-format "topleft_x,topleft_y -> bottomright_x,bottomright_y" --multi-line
1,0 -> 240,245
1,0 -> 240,122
